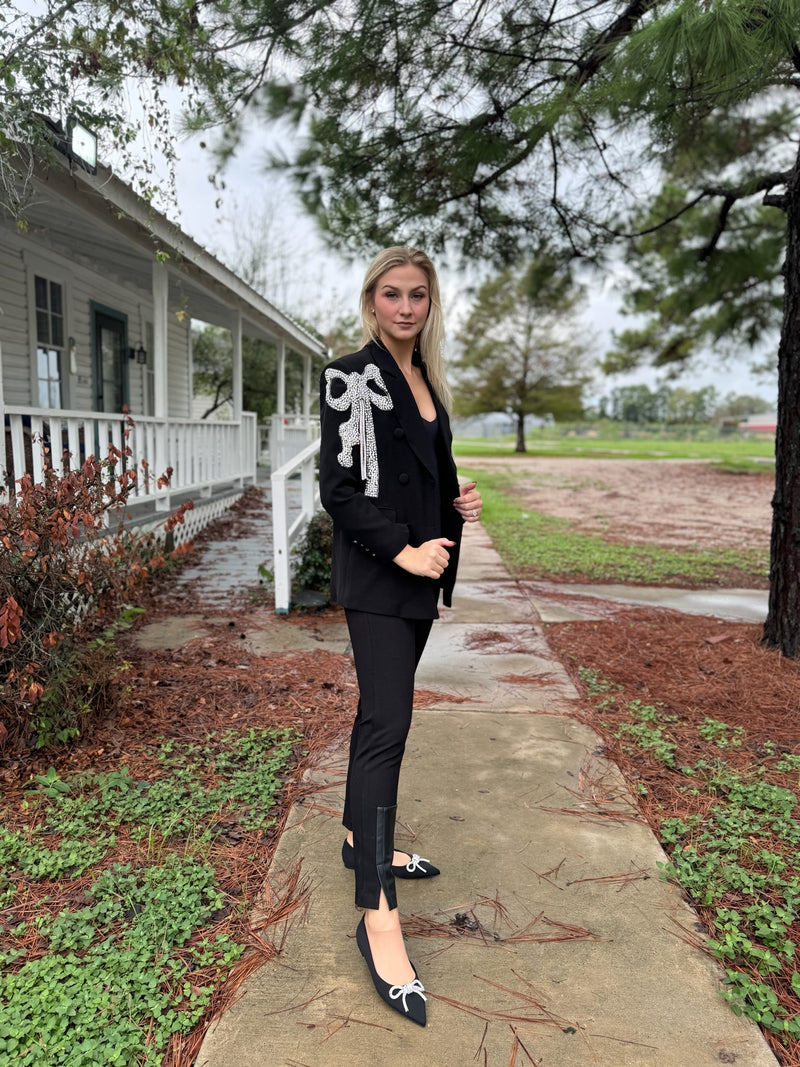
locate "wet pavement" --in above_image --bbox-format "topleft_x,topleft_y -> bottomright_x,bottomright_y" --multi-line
174,519 -> 779,1067
553,582 -> 768,623
169,482 -> 300,608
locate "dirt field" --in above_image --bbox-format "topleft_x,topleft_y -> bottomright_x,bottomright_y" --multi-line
466,456 -> 774,551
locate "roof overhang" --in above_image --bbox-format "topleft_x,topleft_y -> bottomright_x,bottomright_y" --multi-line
2,151 -> 326,360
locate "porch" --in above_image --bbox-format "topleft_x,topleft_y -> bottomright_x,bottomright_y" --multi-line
2,404 -> 260,542
1,150 -> 326,555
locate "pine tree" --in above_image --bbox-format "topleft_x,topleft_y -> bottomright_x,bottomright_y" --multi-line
5,0 -> 800,652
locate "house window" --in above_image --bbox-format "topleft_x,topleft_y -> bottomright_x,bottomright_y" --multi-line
35,276 -> 64,408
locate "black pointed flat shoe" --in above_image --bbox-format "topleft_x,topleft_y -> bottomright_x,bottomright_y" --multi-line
341,839 -> 440,879
355,915 -> 427,1026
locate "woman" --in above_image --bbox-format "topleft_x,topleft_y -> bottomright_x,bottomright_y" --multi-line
319,246 -> 482,1027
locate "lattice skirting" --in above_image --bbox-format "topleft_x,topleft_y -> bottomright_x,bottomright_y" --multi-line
130,491 -> 245,547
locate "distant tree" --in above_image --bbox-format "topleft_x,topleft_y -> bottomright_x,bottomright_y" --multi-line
191,327 -> 306,423
604,383 -> 722,424
714,392 -> 774,419
192,326 -> 233,419
454,256 -> 590,452
313,314 -> 360,363
240,338 -> 290,422
192,315 -> 357,422
607,385 -> 664,424
663,385 -> 719,425
211,200 -> 358,404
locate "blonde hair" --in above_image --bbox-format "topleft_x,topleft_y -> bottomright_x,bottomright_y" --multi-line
360,246 -> 452,411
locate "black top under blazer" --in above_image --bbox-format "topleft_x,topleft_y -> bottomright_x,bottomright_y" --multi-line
319,339 -> 464,618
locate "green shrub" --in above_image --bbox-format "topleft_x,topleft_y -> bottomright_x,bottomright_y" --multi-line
292,510 -> 333,597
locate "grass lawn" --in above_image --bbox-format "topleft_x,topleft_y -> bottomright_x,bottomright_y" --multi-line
453,430 -> 775,468
459,465 -> 769,587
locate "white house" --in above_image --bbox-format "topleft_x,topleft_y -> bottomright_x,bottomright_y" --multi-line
1,145 -> 325,542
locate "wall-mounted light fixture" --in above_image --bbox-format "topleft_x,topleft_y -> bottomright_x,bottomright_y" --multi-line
129,344 -> 147,364
66,116 -> 97,174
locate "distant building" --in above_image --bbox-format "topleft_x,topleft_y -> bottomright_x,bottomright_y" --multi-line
454,412 -> 554,438
738,413 -> 777,435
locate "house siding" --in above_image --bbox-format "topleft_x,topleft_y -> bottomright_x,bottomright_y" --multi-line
0,240 -> 33,405
168,313 -> 190,418
0,231 -> 192,417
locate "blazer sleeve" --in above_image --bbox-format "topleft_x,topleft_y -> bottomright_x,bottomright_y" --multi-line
318,367 -> 410,562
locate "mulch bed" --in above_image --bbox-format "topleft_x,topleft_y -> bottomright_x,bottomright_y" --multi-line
5,480 -> 800,1063
545,607 -> 800,1066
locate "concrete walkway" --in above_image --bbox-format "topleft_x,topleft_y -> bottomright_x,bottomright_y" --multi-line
196,522 -> 778,1067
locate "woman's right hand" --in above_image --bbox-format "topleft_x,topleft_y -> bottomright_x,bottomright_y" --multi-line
393,538 -> 455,579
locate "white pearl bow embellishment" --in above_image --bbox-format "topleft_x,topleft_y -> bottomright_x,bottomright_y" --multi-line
389,978 -> 427,1013
324,364 -> 393,497
404,853 -> 430,873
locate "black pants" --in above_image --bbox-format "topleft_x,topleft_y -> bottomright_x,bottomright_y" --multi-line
343,609 -> 434,910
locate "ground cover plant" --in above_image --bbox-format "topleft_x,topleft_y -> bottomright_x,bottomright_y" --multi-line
0,602 -> 356,1066
546,609 -> 800,1066
462,467 -> 768,587
0,726 -> 296,1066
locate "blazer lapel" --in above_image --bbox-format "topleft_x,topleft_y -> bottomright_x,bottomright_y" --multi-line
368,341 -> 438,478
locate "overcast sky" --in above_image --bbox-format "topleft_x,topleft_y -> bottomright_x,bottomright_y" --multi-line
163,121 -> 777,409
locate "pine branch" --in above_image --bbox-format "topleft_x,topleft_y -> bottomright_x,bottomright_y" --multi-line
699,168 -> 792,257
549,131 -> 582,258
702,171 -> 792,200
573,0 -> 662,84
698,195 -> 736,261
614,191 -> 709,239
430,0 -> 659,211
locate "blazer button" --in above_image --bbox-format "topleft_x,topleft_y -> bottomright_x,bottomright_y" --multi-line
393,427 -> 405,440
398,472 -> 409,485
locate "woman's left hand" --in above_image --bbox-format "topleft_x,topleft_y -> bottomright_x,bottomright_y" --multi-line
454,481 -> 482,523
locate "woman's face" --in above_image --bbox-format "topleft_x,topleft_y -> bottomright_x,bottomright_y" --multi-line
371,263 -> 430,349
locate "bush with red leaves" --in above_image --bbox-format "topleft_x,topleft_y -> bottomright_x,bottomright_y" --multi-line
1,433 -> 190,750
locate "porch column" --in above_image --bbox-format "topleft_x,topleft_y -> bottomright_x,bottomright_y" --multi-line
231,310 -> 243,419
277,340 -> 286,416
0,339 -> 6,418
152,260 -> 169,418
302,352 -> 311,418
232,311 -> 244,488
152,260 -> 170,511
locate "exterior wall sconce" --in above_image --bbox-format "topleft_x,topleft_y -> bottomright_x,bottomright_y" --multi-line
129,344 -> 147,364
66,116 -> 97,174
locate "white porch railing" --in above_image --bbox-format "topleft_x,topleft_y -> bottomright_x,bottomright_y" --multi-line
268,412 -> 320,472
270,435 -> 321,613
2,406 -> 258,506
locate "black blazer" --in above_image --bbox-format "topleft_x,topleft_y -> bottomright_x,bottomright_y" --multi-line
319,339 -> 464,618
